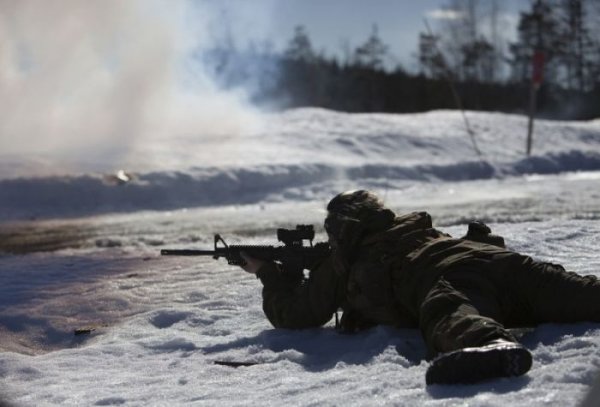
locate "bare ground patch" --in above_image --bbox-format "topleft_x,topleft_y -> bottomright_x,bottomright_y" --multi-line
0,246 -> 154,355
0,221 -> 98,254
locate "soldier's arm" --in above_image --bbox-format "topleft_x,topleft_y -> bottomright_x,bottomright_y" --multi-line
255,256 -> 343,329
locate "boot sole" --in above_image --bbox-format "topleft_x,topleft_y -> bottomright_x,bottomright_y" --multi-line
425,342 -> 532,385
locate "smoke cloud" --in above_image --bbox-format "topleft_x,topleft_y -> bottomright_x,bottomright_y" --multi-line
0,0 -> 265,176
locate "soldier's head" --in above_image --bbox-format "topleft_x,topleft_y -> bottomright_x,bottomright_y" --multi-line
324,190 -> 395,247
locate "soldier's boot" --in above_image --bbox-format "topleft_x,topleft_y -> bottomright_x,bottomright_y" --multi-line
425,339 -> 532,385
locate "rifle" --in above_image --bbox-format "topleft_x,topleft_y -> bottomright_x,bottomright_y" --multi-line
161,225 -> 330,280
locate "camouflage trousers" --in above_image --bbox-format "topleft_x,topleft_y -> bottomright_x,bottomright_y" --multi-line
419,255 -> 600,357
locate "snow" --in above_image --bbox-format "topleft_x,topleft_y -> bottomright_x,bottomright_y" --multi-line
1,108 -> 600,406
2,108 -> 600,222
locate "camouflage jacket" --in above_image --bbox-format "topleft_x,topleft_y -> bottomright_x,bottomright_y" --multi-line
256,211 -> 509,331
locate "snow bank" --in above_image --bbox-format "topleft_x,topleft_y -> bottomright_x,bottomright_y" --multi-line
2,109 -> 600,221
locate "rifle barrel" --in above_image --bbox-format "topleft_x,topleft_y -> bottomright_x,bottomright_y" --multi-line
160,249 -> 217,256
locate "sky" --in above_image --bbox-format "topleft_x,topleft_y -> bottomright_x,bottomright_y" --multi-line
196,0 -> 531,71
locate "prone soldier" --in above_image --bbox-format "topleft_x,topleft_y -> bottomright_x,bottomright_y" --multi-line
239,190 -> 600,385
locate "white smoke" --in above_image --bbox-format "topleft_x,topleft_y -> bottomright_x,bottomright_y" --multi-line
0,0 -> 265,175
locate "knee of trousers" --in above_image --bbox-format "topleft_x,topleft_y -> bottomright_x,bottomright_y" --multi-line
419,285 -> 515,357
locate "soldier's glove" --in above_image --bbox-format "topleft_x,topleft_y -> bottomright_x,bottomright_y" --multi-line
240,252 -> 267,274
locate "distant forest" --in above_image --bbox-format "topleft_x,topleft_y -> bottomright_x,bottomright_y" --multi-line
203,0 -> 600,120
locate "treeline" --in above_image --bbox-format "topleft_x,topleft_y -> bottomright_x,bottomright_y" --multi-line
203,0 -> 600,120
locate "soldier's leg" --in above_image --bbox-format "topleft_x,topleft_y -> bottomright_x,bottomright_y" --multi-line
512,258 -> 600,324
420,274 -> 531,385
420,276 -> 515,356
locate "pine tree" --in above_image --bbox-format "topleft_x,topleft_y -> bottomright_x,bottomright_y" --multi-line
461,38 -> 495,82
418,32 -> 447,78
284,25 -> 316,63
558,0 -> 597,91
353,24 -> 389,71
509,0 -> 563,84
425,0 -> 502,83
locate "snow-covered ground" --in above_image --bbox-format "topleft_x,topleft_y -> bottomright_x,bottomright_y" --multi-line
2,109 -> 600,406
